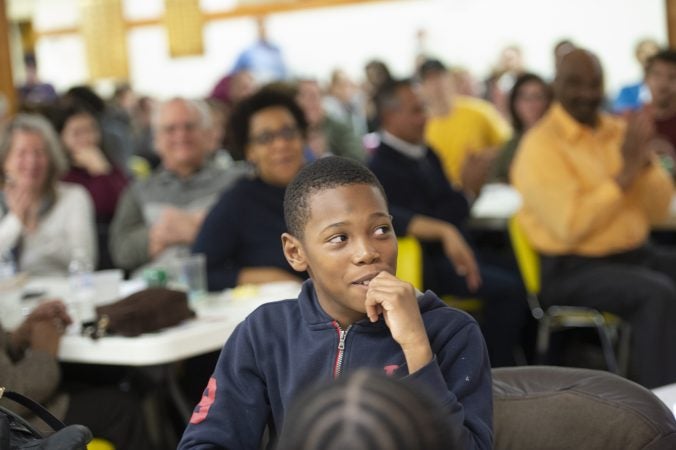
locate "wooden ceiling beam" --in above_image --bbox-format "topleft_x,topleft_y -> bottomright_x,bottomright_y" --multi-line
34,0 -> 393,38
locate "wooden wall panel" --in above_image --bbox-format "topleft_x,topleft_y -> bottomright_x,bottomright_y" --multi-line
79,0 -> 128,79
0,0 -> 17,116
165,0 -> 204,57
668,0 -> 676,47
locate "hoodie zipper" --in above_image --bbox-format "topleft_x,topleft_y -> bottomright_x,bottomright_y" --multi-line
332,321 -> 351,379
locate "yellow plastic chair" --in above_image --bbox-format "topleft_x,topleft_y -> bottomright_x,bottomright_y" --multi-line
88,438 -> 115,450
396,236 -> 483,315
396,236 -> 424,290
507,215 -> 631,375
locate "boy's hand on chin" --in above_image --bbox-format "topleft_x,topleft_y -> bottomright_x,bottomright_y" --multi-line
365,272 -> 433,373
364,272 -> 419,341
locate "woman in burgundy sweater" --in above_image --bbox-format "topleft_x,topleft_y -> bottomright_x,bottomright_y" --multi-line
52,102 -> 128,269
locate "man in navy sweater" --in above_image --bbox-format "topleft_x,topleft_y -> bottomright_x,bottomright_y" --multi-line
178,157 -> 493,449
368,79 -> 527,367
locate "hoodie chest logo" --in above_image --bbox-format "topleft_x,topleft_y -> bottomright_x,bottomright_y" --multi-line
383,364 -> 402,376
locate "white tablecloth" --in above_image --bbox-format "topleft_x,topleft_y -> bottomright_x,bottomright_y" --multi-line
7,277 -> 302,366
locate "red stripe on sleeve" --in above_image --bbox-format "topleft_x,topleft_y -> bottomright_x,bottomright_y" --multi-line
190,376 -> 218,424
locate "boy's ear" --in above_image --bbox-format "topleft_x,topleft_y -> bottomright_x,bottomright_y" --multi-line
281,232 -> 308,272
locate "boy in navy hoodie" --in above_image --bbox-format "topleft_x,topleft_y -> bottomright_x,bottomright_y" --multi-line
178,156 -> 493,450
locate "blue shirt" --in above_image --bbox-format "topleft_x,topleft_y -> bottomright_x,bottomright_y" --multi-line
612,82 -> 651,114
232,41 -> 287,83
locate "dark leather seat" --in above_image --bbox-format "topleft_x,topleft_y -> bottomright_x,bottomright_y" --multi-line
493,366 -> 676,450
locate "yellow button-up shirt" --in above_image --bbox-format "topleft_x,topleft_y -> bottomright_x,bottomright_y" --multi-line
511,103 -> 674,256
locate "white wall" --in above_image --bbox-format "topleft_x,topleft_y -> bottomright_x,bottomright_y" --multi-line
23,0 -> 667,99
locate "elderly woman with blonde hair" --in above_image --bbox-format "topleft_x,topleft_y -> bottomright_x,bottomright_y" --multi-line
0,113 -> 96,275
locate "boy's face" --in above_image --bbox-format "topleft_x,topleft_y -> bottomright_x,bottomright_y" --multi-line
282,184 -> 397,326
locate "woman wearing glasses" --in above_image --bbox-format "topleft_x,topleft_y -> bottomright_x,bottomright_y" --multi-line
192,87 -> 307,291
491,73 -> 552,183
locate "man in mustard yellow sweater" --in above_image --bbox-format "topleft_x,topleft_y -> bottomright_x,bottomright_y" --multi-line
512,48 -> 676,389
420,59 -> 511,198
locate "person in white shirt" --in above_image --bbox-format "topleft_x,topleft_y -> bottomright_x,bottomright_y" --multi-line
0,114 -> 96,276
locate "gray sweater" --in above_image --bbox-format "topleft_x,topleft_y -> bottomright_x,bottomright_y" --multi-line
109,163 -> 249,272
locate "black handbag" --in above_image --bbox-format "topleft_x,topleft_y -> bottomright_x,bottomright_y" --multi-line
0,387 -> 92,450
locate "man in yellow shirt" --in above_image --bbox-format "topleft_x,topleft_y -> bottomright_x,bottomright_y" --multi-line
420,59 -> 511,197
511,48 -> 676,388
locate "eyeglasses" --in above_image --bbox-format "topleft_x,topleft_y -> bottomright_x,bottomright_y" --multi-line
249,126 -> 300,146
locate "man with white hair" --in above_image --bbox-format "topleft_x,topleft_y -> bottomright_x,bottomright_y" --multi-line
109,97 -> 246,272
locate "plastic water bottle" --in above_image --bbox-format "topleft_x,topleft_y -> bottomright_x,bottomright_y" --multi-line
0,251 -> 16,281
68,248 -> 96,324
0,251 -> 22,330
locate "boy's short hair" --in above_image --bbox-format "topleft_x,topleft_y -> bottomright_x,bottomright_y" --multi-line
284,156 -> 387,238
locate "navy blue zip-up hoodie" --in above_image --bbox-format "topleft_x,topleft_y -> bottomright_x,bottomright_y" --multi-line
178,280 -> 493,449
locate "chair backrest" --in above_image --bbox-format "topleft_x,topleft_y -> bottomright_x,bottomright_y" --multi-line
507,215 -> 540,295
396,236 -> 423,291
493,366 -> 676,450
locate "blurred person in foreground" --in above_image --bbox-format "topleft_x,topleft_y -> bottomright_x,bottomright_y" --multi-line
276,369 -> 459,450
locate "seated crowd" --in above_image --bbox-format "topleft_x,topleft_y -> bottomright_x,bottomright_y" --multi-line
2,37 -> 676,449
